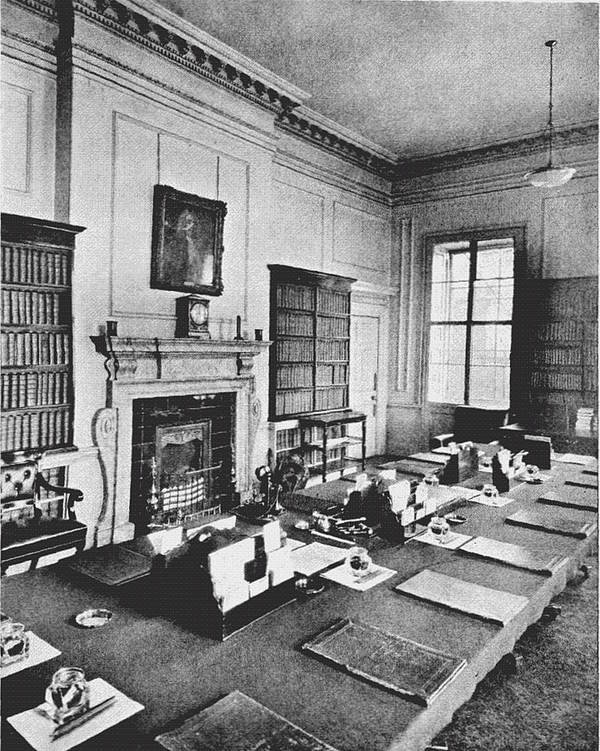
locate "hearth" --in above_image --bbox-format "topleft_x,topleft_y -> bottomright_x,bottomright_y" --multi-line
130,393 -> 235,531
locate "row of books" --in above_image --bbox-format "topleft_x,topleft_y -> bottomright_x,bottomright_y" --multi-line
275,390 -> 313,416
535,320 -> 583,342
316,315 -> 349,338
531,371 -> 583,391
2,288 -> 65,326
276,364 -> 313,390
533,346 -> 581,367
316,338 -> 349,361
275,284 -> 315,311
2,371 -> 70,410
1,406 -> 71,452
0,331 -> 70,366
584,368 -> 598,391
275,338 -> 313,362
316,363 -> 347,386
276,311 -> 314,337
315,386 -> 348,411
2,243 -> 70,287
316,288 -> 349,315
275,427 -> 302,452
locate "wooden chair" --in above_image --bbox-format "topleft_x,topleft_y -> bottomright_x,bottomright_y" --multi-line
430,406 -> 509,449
1,452 -> 86,574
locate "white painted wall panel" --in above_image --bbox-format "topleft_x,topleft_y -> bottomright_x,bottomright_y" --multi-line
542,191 -> 598,278
333,201 -> 390,273
273,180 -> 324,269
112,116 -> 158,314
2,82 -> 30,192
1,60 -> 55,218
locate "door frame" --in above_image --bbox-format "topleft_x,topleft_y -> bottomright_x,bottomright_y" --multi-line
350,285 -> 392,456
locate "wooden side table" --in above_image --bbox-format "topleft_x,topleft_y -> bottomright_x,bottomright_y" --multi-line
300,410 -> 366,483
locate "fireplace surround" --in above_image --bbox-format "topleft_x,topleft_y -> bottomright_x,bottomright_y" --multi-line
91,335 -> 269,546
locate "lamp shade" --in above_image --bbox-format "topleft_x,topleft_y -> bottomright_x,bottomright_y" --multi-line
524,164 -> 576,188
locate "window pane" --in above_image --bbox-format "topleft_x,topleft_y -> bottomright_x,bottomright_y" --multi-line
428,324 -> 466,403
477,239 -> 514,279
469,324 -> 511,408
472,278 -> 513,320
431,281 -> 468,321
431,243 -> 469,283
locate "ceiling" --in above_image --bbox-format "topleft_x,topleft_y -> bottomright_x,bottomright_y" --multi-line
155,0 -> 598,161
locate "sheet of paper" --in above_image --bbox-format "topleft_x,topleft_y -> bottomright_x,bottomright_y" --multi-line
468,493 -> 516,508
321,563 -> 397,591
1,632 -> 61,679
553,453 -> 596,466
8,677 -> 144,751
290,542 -> 348,577
409,529 -> 472,550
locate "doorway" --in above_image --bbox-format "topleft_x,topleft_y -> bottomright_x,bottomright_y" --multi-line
349,314 -> 380,457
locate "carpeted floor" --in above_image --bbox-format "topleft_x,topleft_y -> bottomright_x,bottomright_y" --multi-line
431,554 -> 598,751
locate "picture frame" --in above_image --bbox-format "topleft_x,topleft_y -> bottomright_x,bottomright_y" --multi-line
150,184 -> 227,296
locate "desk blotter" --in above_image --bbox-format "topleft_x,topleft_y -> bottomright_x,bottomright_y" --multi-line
394,570 -> 529,626
67,545 -> 152,587
458,536 -> 567,575
505,509 -> 597,539
155,690 -> 338,751
537,490 -> 598,513
302,617 -> 466,706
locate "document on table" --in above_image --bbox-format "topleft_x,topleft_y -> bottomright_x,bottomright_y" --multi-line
553,453 -> 596,466
290,541 -> 348,577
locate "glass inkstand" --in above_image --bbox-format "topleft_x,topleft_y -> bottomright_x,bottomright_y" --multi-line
0,621 -> 29,666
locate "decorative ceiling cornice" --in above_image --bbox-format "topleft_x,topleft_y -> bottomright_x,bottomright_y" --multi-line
276,109 -> 396,179
71,0 -> 303,116
394,121 -> 598,180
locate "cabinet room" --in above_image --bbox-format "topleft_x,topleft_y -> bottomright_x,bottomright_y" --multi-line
1,1 -> 597,750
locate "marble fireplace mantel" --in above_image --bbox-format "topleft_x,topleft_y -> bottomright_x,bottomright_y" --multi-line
90,335 -> 271,546
91,335 -> 271,384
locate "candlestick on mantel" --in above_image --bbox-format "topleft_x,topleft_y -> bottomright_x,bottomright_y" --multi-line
234,315 -> 243,341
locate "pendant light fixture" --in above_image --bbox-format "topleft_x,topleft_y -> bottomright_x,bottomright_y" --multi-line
524,40 -> 576,188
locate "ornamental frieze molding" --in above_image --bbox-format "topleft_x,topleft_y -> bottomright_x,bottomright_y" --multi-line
277,110 -> 396,179
395,121 -> 598,180
71,0 -> 302,116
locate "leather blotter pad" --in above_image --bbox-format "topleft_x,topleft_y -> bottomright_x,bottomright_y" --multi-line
505,509 -> 597,539
458,536 -> 566,575
68,545 -> 152,586
394,569 -> 529,626
302,617 -> 466,706
155,690 -> 339,751
537,490 -> 598,513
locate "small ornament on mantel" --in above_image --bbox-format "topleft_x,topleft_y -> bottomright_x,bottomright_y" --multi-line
234,315 -> 244,341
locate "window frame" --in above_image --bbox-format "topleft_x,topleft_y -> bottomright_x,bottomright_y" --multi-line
422,226 -> 527,411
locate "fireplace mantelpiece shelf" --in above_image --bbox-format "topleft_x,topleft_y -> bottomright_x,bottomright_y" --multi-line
91,336 -> 271,383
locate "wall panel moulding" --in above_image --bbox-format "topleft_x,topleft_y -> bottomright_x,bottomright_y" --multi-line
70,0 -> 307,116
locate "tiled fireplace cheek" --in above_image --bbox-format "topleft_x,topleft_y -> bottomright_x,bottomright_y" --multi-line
130,393 -> 236,528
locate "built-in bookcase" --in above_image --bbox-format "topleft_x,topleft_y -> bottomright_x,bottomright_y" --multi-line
1,214 -> 83,453
269,265 -> 355,420
527,276 -> 597,444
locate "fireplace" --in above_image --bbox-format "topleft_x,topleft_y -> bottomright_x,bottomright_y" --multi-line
91,336 -> 269,546
130,393 -> 235,530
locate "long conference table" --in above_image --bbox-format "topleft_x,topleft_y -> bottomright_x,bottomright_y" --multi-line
2,453 -> 597,751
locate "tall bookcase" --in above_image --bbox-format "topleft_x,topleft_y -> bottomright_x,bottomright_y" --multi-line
527,276 -> 597,448
1,214 -> 84,453
269,265 -> 355,421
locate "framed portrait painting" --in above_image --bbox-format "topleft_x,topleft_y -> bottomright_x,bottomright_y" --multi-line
150,185 -> 227,296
